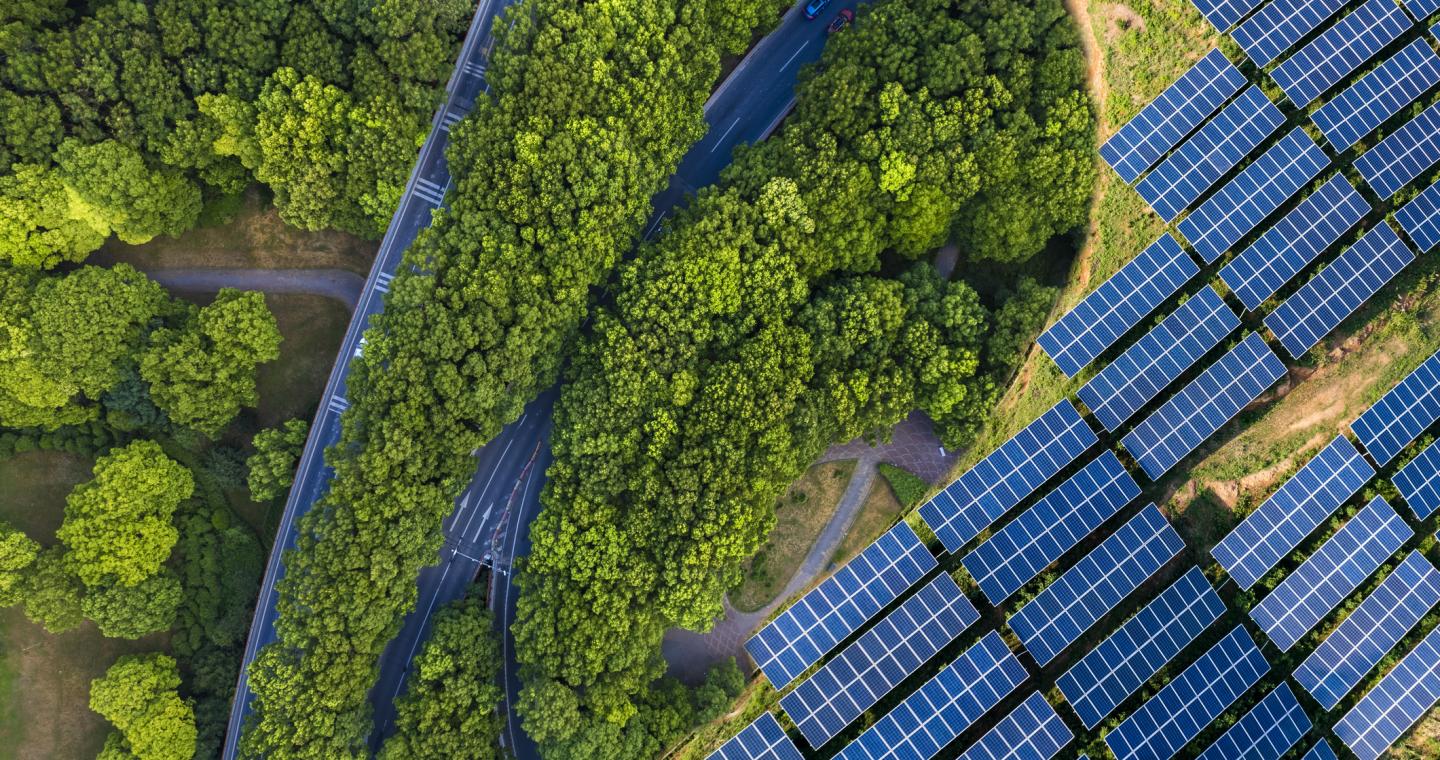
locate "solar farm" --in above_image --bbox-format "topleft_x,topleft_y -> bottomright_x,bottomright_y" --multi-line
709,1 -> 1440,758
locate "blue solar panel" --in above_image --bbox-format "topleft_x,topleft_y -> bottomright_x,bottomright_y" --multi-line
1356,99 -> 1440,199
957,692 -> 1073,760
1219,174 -> 1371,311
1100,50 -> 1247,183
710,713 -> 804,760
919,401 -> 1097,552
1211,435 -> 1375,590
1351,347 -> 1440,465
1137,86 -> 1284,221
1234,0 -> 1349,66
1304,740 -> 1340,760
1178,128 -> 1331,263
1407,0 -> 1440,21
747,522 -> 936,689
1038,234 -> 1199,377
1335,623 -> 1440,760
1313,40 -> 1440,152
1395,439 -> 1440,519
1396,178 -> 1440,252
1057,567 -> 1225,729
1105,626 -> 1271,760
1196,684 -> 1312,760
963,451 -> 1140,604
1122,333 -> 1287,480
1295,551 -> 1440,710
1191,0 -> 1264,31
1078,286 -> 1240,433
1250,497 -> 1412,651
1009,504 -> 1184,666
835,631 -> 1027,760
1270,0 -> 1410,108
1265,222 -> 1416,360
781,574 -> 979,748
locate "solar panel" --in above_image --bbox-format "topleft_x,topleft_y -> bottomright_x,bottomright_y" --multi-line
1104,626 -> 1271,760
1100,50 -> 1247,183
1395,439 -> 1440,519
1312,40 -> 1440,152
1178,128 -> 1330,264
1196,684 -> 1312,760
835,631 -> 1027,760
1294,551 -> 1440,710
957,692 -> 1073,760
1057,566 -> 1226,729
1396,177 -> 1440,252
1304,740 -> 1340,760
1121,333 -> 1287,480
1211,435 -> 1375,590
963,451 -> 1140,605
1270,0 -> 1411,108
1037,234 -> 1199,377
919,401 -> 1097,552
1136,86 -> 1285,222
1406,0 -> 1440,21
1357,98 -> 1440,199
1078,286 -> 1240,433
1250,497 -> 1412,651
1351,347 -> 1440,465
1234,0 -> 1349,66
709,713 -> 804,760
1219,174 -> 1371,311
1009,504 -> 1184,666
1191,0 -> 1264,31
1334,623 -> 1440,760
1264,222 -> 1416,360
747,522 -> 936,689
781,574 -> 980,748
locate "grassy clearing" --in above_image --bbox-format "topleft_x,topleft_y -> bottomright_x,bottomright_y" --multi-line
833,473 -> 908,566
668,679 -> 781,760
0,451 -> 94,543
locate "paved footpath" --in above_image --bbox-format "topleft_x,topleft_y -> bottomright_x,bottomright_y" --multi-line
143,267 -> 366,310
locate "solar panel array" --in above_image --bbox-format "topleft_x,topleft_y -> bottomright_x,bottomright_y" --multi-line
1351,348 -> 1440,465
919,401 -> 1097,552
1191,0 -> 1263,31
1211,435 -> 1375,590
963,451 -> 1140,604
1105,626 -> 1271,760
781,574 -> 979,748
955,692 -> 1073,760
1335,624 -> 1440,760
1396,178 -> 1440,252
1100,50 -> 1246,183
1196,684 -> 1312,760
747,522 -> 935,689
1009,504 -> 1184,665
1395,439 -> 1440,519
1057,567 -> 1226,729
1270,0 -> 1410,108
1265,222 -> 1416,360
1356,99 -> 1440,199
1312,40 -> 1440,152
1304,741 -> 1340,760
836,632 -> 1027,760
1250,497 -> 1412,651
1234,0 -> 1349,66
1178,128 -> 1330,264
1136,86 -> 1284,222
1409,0 -> 1440,21
1218,174 -> 1371,311
709,713 -> 803,760
1122,333 -> 1286,480
1294,551 -> 1440,710
1037,234 -> 1199,378
1078,286 -> 1239,433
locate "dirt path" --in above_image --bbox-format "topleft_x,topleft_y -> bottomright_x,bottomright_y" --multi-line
142,267 -> 365,311
1066,0 -> 1107,118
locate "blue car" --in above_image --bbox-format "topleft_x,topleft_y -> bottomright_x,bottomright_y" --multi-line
804,0 -> 830,19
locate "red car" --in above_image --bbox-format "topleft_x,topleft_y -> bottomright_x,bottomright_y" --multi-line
827,8 -> 854,33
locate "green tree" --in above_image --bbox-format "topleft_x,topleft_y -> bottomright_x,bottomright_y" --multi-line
20,546 -> 84,633
0,163 -> 105,268
246,418 -> 309,501
90,653 -> 197,760
53,139 -> 201,247
0,519 -> 40,607
82,570 -> 184,639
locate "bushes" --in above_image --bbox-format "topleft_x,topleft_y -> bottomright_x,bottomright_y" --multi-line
878,463 -> 929,508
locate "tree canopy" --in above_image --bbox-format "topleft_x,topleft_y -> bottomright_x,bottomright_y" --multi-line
90,653 -> 198,760
247,418 -> 309,501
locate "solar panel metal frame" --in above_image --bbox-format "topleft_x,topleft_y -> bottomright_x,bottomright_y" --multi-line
780,573 -> 980,748
1250,497 -> 1412,651
1191,0 -> 1264,31
1057,566 -> 1226,729
1234,0 -> 1350,66
1335,623 -> 1440,760
963,451 -> 1140,605
1219,174 -> 1371,311
956,692 -> 1073,760
747,521 -> 936,689
1121,333 -> 1287,480
1356,98 -> 1440,199
1211,435 -> 1375,590
1037,234 -> 1199,377
1177,128 -> 1331,264
919,401 -> 1097,553
1294,551 -> 1440,710
1397,177 -> 1440,252
1351,347 -> 1440,465
1312,39 -> 1440,152
1009,504 -> 1185,666
1195,684 -> 1312,760
1270,0 -> 1411,108
1395,439 -> 1440,519
709,713 -> 804,760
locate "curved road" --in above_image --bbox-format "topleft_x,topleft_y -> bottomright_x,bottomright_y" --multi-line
143,267 -> 366,309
